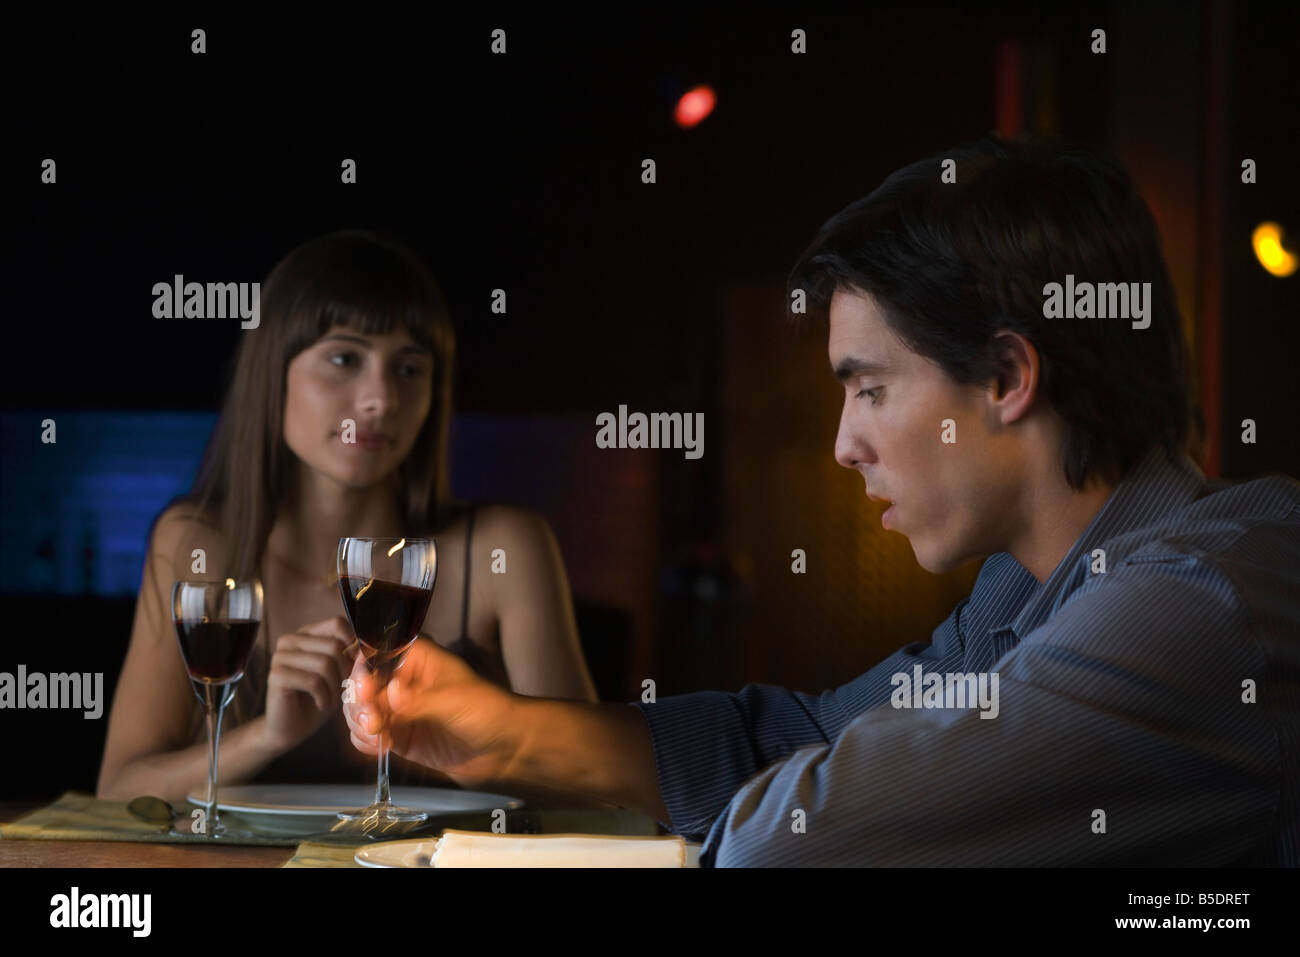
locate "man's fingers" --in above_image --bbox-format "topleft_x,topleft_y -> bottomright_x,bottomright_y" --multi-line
385,669 -> 430,716
349,729 -> 380,756
341,700 -> 362,734
342,699 -> 381,735
386,673 -> 409,713
349,666 -> 386,710
349,657 -> 377,694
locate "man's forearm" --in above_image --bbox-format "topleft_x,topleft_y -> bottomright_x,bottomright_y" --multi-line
506,697 -> 671,824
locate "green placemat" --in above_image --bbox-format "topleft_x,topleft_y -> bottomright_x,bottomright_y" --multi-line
282,808 -> 664,867
2,792 -> 662,856
284,841 -> 367,867
0,791 -> 302,846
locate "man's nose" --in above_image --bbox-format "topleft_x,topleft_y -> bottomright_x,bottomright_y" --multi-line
834,402 -> 873,471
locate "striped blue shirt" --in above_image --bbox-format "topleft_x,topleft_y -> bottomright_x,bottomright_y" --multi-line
632,446 -> 1300,865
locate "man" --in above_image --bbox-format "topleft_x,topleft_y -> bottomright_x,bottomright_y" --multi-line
345,138 -> 1300,866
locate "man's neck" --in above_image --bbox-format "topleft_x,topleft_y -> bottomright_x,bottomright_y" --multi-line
1007,463 -> 1115,584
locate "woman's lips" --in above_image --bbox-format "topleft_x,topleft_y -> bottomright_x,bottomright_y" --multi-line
337,430 -> 391,451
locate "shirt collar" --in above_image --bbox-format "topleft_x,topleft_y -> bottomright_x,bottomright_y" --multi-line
994,445 -> 1208,640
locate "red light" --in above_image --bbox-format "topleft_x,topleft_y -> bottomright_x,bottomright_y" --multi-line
674,85 -> 716,128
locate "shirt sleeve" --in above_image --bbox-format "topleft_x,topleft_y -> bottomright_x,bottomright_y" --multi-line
631,589 -> 972,840
699,557 -> 1279,866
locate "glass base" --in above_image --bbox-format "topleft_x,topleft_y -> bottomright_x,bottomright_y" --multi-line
337,803 -> 429,825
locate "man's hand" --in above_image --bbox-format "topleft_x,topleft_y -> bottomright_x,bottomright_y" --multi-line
344,634 -> 671,823
342,635 -> 523,788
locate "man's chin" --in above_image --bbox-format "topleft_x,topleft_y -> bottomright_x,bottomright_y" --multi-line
905,538 -> 930,571
910,541 -> 955,576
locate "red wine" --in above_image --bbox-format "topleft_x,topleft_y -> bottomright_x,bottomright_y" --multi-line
175,619 -> 259,683
339,575 -> 433,673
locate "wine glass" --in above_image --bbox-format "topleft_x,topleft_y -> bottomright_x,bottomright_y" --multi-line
337,537 -> 437,825
170,578 -> 263,838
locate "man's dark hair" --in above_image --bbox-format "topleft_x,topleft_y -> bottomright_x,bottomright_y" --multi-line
788,136 -> 1205,491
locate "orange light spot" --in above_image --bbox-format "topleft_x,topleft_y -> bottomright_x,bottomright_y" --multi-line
674,85 -> 716,128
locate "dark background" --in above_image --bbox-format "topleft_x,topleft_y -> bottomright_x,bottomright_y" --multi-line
3,3 -> 1297,799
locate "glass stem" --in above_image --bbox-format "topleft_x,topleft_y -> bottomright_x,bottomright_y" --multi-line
205,696 -> 226,833
195,679 -> 230,836
376,743 -> 391,807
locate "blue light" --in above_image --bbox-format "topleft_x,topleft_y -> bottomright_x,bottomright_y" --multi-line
1,411 -> 217,595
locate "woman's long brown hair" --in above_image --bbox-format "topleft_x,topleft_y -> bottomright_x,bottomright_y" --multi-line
159,229 -> 457,732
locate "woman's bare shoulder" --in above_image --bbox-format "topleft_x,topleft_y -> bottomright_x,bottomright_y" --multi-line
470,503 -> 552,541
149,500 -> 226,564
428,501 -> 545,541
468,504 -> 562,575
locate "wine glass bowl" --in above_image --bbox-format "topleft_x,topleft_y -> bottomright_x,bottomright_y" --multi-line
336,537 -> 437,827
170,578 -> 264,838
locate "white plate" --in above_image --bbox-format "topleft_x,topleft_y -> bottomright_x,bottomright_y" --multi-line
355,837 -> 702,868
186,784 -> 524,817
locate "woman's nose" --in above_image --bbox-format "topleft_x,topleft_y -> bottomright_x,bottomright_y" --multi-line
356,367 -> 400,414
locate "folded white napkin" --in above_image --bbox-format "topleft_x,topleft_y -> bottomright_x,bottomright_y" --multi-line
431,829 -> 686,868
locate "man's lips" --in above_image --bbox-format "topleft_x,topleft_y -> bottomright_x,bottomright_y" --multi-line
866,491 -> 896,528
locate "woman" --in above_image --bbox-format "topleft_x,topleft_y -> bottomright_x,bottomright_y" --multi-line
97,230 -> 597,802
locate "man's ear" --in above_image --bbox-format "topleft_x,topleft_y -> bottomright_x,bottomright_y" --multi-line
987,330 -> 1039,426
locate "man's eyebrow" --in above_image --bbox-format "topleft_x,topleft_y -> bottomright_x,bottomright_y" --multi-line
320,332 -> 433,355
832,356 -> 892,383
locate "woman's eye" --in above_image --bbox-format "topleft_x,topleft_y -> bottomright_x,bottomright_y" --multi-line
327,351 -> 428,378
855,387 -> 883,405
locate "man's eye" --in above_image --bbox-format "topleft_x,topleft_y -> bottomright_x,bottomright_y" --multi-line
855,387 -> 883,405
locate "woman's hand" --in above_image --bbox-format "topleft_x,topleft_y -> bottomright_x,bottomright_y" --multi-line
342,635 -> 522,788
261,616 -> 358,754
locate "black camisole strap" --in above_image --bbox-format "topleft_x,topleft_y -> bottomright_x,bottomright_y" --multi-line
460,505 -> 475,640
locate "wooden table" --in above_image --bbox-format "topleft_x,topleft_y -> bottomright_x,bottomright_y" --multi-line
0,793 -> 656,868
1,799 -> 304,867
